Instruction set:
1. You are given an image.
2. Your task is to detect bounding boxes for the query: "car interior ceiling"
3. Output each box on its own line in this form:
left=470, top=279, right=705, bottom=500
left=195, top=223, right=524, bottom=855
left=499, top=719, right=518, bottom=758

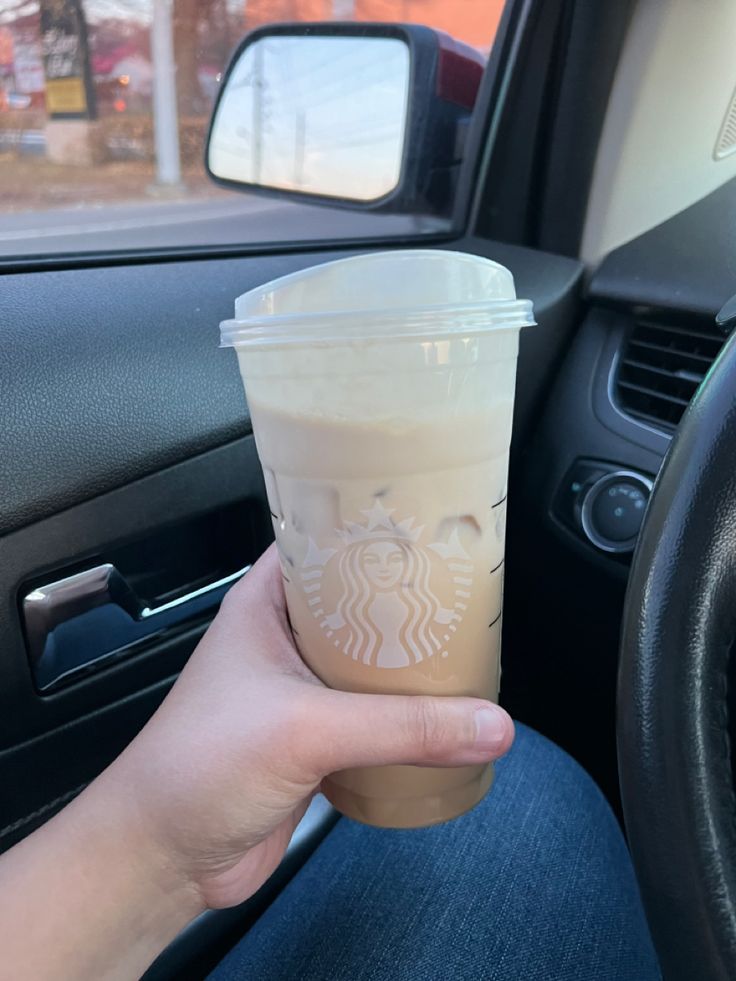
left=2, top=0, right=736, bottom=978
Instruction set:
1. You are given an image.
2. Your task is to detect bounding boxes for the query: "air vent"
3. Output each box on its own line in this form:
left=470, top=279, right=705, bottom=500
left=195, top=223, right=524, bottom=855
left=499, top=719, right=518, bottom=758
left=616, top=316, right=727, bottom=430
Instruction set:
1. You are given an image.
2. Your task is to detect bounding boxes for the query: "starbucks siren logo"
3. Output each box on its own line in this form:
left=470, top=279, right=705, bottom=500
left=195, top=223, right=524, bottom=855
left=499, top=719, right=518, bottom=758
left=300, top=499, right=474, bottom=669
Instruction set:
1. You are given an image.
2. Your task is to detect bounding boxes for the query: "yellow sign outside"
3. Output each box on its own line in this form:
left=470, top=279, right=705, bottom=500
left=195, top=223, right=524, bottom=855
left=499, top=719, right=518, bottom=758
left=45, top=75, right=87, bottom=114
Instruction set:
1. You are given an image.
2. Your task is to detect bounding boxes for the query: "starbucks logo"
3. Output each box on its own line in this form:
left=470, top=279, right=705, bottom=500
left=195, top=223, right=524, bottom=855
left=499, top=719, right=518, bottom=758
left=300, top=499, right=474, bottom=669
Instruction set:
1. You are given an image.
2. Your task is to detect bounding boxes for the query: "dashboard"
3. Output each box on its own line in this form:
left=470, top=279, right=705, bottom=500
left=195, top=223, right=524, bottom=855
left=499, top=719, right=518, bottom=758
left=533, top=176, right=736, bottom=578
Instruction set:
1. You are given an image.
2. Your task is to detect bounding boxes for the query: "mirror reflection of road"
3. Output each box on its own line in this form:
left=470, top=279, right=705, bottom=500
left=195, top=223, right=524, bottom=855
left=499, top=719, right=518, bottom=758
left=0, top=195, right=443, bottom=258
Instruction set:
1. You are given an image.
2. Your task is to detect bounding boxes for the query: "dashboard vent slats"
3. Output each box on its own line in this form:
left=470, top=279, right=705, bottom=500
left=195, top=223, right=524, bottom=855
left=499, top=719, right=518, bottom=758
left=616, top=316, right=727, bottom=430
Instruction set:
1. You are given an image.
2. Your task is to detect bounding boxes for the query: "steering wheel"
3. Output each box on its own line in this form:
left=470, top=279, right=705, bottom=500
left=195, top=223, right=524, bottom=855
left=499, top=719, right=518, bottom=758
left=618, top=328, right=736, bottom=981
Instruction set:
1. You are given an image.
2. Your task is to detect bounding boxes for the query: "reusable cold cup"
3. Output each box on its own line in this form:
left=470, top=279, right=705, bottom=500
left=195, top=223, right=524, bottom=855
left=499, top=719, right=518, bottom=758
left=220, top=250, right=534, bottom=828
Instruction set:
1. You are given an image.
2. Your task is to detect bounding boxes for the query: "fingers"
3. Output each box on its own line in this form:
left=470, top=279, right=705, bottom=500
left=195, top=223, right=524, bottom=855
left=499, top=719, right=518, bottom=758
left=226, top=543, right=285, bottom=615
left=215, top=544, right=289, bottom=642
left=211, top=546, right=514, bottom=777
left=298, top=689, right=514, bottom=776
left=204, top=545, right=321, bottom=684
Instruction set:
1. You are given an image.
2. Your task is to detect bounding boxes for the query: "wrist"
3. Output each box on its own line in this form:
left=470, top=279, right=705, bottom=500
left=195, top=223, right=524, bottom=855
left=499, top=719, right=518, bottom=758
left=0, top=754, right=206, bottom=981
left=88, top=753, right=208, bottom=925
left=56, top=753, right=209, bottom=971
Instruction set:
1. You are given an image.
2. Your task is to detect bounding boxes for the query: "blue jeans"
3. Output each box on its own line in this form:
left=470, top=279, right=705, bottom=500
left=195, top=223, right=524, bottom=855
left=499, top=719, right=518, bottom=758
left=210, top=725, right=660, bottom=980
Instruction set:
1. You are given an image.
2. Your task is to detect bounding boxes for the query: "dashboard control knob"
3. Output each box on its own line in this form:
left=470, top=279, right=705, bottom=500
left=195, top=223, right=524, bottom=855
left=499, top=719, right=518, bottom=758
left=581, top=471, right=653, bottom=554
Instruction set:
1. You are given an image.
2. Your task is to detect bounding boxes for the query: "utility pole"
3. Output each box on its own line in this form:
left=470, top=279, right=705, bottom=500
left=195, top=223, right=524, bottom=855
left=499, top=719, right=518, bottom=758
left=252, top=38, right=263, bottom=184
left=293, top=108, right=305, bottom=186
left=150, top=0, right=182, bottom=189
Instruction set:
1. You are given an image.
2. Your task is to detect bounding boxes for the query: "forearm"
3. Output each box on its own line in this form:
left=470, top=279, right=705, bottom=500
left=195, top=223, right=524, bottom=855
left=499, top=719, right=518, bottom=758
left=0, top=763, right=204, bottom=981
left=0, top=548, right=515, bottom=978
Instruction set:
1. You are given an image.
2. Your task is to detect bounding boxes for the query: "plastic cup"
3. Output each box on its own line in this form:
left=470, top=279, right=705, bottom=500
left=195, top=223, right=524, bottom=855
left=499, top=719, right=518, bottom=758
left=220, top=250, right=534, bottom=828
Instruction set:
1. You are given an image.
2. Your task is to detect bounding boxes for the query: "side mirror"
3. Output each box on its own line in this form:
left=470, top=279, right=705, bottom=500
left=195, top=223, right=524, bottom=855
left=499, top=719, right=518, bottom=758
left=205, top=23, right=485, bottom=216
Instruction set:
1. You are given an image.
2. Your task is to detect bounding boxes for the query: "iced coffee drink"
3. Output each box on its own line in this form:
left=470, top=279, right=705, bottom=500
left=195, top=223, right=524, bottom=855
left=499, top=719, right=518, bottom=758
left=220, top=250, right=533, bottom=827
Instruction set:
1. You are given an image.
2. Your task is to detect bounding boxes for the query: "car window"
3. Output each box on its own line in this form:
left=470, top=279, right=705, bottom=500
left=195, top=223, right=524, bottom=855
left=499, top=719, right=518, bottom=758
left=0, top=0, right=506, bottom=258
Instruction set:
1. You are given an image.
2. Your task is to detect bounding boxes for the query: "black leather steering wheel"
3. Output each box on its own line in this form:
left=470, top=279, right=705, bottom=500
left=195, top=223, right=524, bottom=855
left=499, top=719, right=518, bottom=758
left=618, top=329, right=736, bottom=981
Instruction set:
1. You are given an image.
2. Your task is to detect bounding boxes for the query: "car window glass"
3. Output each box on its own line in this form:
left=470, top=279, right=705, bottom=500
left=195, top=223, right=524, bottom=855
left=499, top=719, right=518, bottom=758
left=0, top=0, right=506, bottom=258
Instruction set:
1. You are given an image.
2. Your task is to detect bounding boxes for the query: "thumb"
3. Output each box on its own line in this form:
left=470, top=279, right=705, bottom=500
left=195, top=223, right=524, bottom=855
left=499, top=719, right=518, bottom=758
left=303, top=689, right=514, bottom=776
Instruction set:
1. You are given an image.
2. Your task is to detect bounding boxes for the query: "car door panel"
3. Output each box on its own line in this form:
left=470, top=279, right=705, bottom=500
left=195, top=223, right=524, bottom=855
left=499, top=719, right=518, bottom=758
left=0, top=236, right=582, bottom=856
left=2, top=237, right=582, bottom=537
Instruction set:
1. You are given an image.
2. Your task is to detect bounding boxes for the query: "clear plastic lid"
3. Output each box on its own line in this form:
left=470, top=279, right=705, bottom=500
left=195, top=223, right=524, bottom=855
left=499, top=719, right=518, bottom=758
left=220, top=249, right=534, bottom=348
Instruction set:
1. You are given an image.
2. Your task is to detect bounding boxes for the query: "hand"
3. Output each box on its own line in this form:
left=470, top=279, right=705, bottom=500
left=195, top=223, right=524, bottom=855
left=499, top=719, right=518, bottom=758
left=108, top=544, right=515, bottom=911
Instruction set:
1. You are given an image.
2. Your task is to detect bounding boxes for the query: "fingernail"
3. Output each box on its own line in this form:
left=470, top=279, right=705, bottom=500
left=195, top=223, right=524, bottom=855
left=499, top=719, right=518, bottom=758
left=474, top=705, right=507, bottom=752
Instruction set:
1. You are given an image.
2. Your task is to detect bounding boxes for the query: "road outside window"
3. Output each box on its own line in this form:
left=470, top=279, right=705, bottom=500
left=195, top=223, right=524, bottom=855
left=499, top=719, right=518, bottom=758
left=0, top=0, right=504, bottom=258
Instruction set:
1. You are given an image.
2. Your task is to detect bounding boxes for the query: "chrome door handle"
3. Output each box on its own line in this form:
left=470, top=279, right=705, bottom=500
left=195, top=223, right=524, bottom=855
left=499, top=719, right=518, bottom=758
left=23, top=563, right=249, bottom=692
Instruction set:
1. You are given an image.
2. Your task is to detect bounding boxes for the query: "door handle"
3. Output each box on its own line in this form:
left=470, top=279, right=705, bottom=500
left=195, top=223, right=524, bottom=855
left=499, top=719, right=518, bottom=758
left=23, top=563, right=249, bottom=692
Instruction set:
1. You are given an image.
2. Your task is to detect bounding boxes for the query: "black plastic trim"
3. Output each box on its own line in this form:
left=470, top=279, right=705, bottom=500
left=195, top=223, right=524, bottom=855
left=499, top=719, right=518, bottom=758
left=589, top=177, right=736, bottom=318
left=589, top=309, right=672, bottom=456
left=0, top=437, right=270, bottom=751
left=534, top=0, right=635, bottom=256
left=0, top=230, right=453, bottom=276
left=525, top=306, right=667, bottom=581
left=0, top=236, right=582, bottom=858
left=472, top=0, right=567, bottom=245
left=0, top=676, right=172, bottom=855
left=458, top=0, right=537, bottom=232
left=0, top=237, right=580, bottom=538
